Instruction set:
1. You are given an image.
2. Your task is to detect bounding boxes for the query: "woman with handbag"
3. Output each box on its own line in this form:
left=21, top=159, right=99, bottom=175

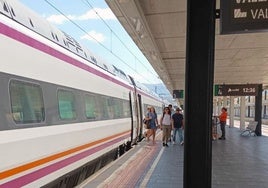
left=144, top=106, right=151, bottom=139
left=145, top=106, right=158, bottom=144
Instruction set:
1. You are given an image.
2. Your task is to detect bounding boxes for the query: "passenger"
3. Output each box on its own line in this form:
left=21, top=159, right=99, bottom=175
left=168, top=104, right=175, bottom=142
left=144, top=106, right=151, bottom=140
left=218, top=107, right=227, bottom=140
left=160, top=107, right=172, bottom=147
left=172, top=108, right=184, bottom=145
left=168, top=104, right=175, bottom=116
left=146, top=106, right=158, bottom=144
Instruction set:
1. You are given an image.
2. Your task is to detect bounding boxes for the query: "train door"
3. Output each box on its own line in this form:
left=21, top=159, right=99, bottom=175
left=132, top=94, right=144, bottom=143
left=129, top=90, right=138, bottom=144
left=137, top=94, right=143, bottom=141
left=128, top=76, right=144, bottom=143
left=129, top=91, right=134, bottom=142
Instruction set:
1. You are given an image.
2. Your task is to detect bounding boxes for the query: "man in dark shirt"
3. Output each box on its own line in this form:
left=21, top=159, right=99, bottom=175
left=171, top=108, right=184, bottom=145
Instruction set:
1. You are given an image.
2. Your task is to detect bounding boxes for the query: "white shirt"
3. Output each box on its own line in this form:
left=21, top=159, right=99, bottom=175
left=162, top=114, right=171, bottom=125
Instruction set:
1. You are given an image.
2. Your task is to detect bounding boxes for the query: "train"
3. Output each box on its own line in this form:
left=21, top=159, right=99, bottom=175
left=0, top=0, right=165, bottom=187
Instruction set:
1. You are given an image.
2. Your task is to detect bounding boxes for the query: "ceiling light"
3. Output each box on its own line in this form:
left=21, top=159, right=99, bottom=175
left=135, top=19, right=141, bottom=32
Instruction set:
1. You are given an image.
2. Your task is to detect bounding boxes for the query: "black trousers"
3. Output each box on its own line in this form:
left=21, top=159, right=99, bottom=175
left=220, top=121, right=226, bottom=138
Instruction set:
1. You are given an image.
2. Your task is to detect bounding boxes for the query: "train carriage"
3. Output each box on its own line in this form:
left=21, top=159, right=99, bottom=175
left=0, top=0, right=164, bottom=187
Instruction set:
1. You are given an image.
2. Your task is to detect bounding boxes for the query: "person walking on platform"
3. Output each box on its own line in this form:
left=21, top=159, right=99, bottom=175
left=218, top=107, right=227, bottom=140
left=172, top=108, right=184, bottom=145
left=160, top=107, right=172, bottom=147
left=168, top=104, right=175, bottom=142
left=144, top=106, right=151, bottom=140
left=146, top=106, right=158, bottom=144
left=168, top=104, right=175, bottom=116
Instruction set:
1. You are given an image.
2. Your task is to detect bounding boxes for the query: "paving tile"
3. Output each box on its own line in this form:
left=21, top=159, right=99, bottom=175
left=80, top=121, right=268, bottom=188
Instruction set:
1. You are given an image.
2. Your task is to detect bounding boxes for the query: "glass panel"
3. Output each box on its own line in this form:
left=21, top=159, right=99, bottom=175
left=10, top=80, right=45, bottom=124
left=123, top=100, right=131, bottom=118
left=58, top=89, right=76, bottom=120
left=97, top=96, right=109, bottom=119
left=85, top=94, right=96, bottom=120
left=112, top=98, right=122, bottom=118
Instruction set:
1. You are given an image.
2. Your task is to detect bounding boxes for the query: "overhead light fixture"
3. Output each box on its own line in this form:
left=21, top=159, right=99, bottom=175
left=118, top=0, right=130, bottom=3
left=135, top=19, right=141, bottom=32
left=151, top=54, right=157, bottom=60
left=150, top=51, right=157, bottom=60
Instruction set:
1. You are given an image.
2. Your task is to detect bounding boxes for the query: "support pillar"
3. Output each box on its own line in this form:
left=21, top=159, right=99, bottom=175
left=184, top=0, right=216, bottom=187
left=255, top=84, right=262, bottom=136
left=218, top=98, right=222, bottom=115
left=223, top=96, right=227, bottom=107
left=240, top=96, right=246, bottom=130
left=229, top=96, right=234, bottom=127
left=213, top=98, right=217, bottom=115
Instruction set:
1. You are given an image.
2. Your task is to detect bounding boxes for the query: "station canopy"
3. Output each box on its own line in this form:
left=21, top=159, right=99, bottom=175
left=105, top=0, right=268, bottom=95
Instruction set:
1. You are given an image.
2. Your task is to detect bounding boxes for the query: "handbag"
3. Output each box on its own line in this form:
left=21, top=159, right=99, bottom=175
left=143, top=118, right=151, bottom=129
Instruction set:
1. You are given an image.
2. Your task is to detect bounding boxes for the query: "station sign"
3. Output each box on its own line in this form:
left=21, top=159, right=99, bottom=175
left=173, top=90, right=184, bottom=99
left=220, top=0, right=268, bottom=34
left=214, top=84, right=259, bottom=96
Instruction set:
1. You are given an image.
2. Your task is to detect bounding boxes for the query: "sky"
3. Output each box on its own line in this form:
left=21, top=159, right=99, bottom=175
left=19, top=0, right=162, bottom=85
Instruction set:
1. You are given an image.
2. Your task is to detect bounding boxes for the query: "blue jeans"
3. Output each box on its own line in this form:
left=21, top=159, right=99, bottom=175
left=173, top=128, right=183, bottom=143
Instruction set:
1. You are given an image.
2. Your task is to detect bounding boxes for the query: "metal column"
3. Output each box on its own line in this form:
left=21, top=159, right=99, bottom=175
left=184, top=0, right=216, bottom=188
left=255, top=84, right=262, bottom=136
left=229, top=96, right=235, bottom=128
left=240, top=96, right=246, bottom=130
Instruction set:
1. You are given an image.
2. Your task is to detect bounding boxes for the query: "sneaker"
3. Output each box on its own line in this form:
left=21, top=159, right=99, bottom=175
left=180, top=141, right=184, bottom=146
left=172, top=141, right=175, bottom=145
left=219, top=137, right=226, bottom=140
left=165, top=143, right=169, bottom=147
left=163, top=143, right=165, bottom=147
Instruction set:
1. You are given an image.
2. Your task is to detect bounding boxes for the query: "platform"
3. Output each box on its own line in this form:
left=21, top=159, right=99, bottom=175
left=78, top=120, right=268, bottom=188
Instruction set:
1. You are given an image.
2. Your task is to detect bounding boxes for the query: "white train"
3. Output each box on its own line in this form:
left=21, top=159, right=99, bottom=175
left=0, top=0, right=164, bottom=187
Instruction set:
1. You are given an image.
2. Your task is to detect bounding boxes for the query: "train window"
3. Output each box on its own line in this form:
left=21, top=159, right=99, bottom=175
left=85, top=94, right=97, bottom=120
left=57, top=89, right=76, bottom=120
left=97, top=96, right=109, bottom=119
left=122, top=100, right=131, bottom=118
left=110, top=98, right=122, bottom=118
left=106, top=98, right=116, bottom=118
left=9, top=80, right=45, bottom=124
